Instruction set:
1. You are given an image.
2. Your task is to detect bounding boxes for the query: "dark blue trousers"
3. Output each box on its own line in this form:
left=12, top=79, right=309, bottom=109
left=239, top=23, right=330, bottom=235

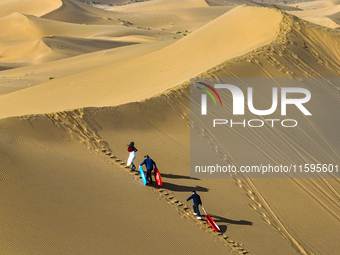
left=146, top=169, right=153, bottom=184
left=193, top=204, right=201, bottom=216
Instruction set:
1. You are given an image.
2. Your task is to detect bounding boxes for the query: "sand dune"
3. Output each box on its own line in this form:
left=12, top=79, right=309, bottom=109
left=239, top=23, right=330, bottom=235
left=0, top=12, right=169, bottom=69
left=43, top=0, right=229, bottom=32
left=90, top=0, right=232, bottom=32
left=288, top=0, right=340, bottom=28
left=42, top=0, right=123, bottom=25
left=0, top=1, right=231, bottom=70
left=0, top=40, right=172, bottom=94
left=0, top=36, right=138, bottom=67
left=1, top=5, right=340, bottom=118
left=0, top=12, right=165, bottom=41
left=108, top=0, right=209, bottom=12
left=0, top=6, right=283, bottom=118
left=205, top=0, right=300, bottom=11
left=0, top=114, right=229, bottom=255
left=0, top=0, right=62, bottom=18
left=0, top=1, right=339, bottom=255
left=81, top=88, right=339, bottom=255
left=2, top=78, right=337, bottom=254
left=206, top=0, right=259, bottom=6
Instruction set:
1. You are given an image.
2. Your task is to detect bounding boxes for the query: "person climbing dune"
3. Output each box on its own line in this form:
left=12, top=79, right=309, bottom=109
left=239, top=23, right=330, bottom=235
left=127, top=142, right=138, bottom=171
left=140, top=155, right=157, bottom=185
left=187, top=191, right=202, bottom=220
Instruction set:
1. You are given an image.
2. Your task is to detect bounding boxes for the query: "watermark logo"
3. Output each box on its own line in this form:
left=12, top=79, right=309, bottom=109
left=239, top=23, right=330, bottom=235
left=198, top=83, right=311, bottom=116
left=193, top=79, right=312, bottom=128
left=196, top=82, right=222, bottom=115
left=190, top=78, right=339, bottom=179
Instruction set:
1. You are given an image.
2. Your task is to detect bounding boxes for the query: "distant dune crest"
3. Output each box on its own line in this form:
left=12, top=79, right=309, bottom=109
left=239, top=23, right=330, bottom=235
left=1, top=4, right=340, bottom=117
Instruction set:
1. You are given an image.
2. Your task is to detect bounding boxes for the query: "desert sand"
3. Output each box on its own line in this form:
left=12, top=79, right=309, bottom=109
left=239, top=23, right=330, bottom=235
left=1, top=0, right=339, bottom=255
left=287, top=0, right=340, bottom=28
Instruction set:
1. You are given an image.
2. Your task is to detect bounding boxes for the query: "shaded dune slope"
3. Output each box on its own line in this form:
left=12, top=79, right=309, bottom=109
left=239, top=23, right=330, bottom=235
left=43, top=0, right=231, bottom=32
left=42, top=0, right=117, bottom=24
left=0, top=12, right=164, bottom=40
left=0, top=12, right=167, bottom=68
left=205, top=0, right=300, bottom=11
left=3, top=78, right=337, bottom=255
left=0, top=113, right=230, bottom=255
left=0, top=36, right=138, bottom=66
left=0, top=40, right=173, bottom=94
left=109, top=0, right=209, bottom=12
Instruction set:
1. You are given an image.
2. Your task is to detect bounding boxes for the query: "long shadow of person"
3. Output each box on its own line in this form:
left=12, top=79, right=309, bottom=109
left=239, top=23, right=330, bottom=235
left=208, top=214, right=253, bottom=233
left=161, top=173, right=200, bottom=180
left=162, top=182, right=208, bottom=192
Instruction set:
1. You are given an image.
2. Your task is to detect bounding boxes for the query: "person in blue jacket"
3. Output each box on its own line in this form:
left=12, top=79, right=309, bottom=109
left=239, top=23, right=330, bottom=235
left=140, top=155, right=156, bottom=184
left=187, top=191, right=202, bottom=219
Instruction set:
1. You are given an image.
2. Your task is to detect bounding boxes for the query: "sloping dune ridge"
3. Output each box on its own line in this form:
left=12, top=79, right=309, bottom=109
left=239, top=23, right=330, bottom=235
left=109, top=0, right=209, bottom=12
left=0, top=6, right=284, bottom=117
left=288, top=0, right=340, bottom=28
left=0, top=0, right=62, bottom=18
left=0, top=12, right=166, bottom=68
left=0, top=0, right=339, bottom=255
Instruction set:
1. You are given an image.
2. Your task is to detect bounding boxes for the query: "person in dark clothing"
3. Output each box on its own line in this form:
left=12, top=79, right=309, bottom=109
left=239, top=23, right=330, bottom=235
left=187, top=191, right=202, bottom=219
left=140, top=155, right=156, bottom=184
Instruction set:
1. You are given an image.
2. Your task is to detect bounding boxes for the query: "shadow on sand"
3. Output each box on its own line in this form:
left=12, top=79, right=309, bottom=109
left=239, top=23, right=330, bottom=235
left=162, top=182, right=209, bottom=192
left=207, top=214, right=253, bottom=233
left=161, top=173, right=200, bottom=180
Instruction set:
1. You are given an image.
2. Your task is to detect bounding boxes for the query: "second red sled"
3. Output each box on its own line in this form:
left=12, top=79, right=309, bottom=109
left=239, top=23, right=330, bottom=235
left=153, top=167, right=162, bottom=187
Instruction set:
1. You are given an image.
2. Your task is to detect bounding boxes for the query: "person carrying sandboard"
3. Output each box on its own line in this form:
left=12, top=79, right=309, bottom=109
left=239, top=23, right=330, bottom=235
left=140, top=155, right=157, bottom=185
left=187, top=191, right=202, bottom=220
left=201, top=206, right=220, bottom=232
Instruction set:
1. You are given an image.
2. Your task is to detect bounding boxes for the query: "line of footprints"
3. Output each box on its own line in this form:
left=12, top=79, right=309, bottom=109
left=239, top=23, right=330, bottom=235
left=100, top=148, right=251, bottom=255
left=46, top=111, right=251, bottom=254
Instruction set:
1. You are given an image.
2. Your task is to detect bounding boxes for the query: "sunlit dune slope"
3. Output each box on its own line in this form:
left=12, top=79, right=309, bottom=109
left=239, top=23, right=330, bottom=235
left=288, top=0, right=340, bottom=28
left=0, top=6, right=284, bottom=118
left=0, top=0, right=62, bottom=18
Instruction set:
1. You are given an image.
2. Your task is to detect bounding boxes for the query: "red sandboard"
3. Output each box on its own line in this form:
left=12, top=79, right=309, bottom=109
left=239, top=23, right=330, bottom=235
left=202, top=207, right=220, bottom=232
left=205, top=215, right=220, bottom=232
left=153, top=167, right=162, bottom=187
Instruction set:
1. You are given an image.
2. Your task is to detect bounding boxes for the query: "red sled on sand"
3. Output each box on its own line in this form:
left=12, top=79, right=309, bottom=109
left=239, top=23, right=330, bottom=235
left=153, top=167, right=162, bottom=187
left=202, top=207, right=220, bottom=232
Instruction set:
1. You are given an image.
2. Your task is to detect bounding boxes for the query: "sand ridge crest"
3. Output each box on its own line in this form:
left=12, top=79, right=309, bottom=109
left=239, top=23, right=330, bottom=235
left=0, top=12, right=164, bottom=41
left=1, top=5, right=340, bottom=119
left=0, top=0, right=62, bottom=18
left=0, top=10, right=169, bottom=68
left=0, top=5, right=286, bottom=119
left=108, top=0, right=209, bottom=12
left=287, top=0, right=340, bottom=28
